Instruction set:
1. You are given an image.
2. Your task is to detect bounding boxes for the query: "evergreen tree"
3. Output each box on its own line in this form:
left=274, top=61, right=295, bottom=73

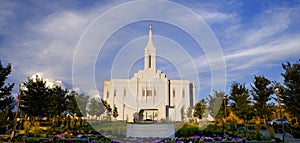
left=229, top=82, right=253, bottom=123
left=0, top=61, right=14, bottom=125
left=193, top=99, right=206, bottom=119
left=207, top=90, right=224, bottom=118
left=20, top=75, right=49, bottom=118
left=46, top=86, right=68, bottom=118
left=251, top=75, right=274, bottom=124
left=281, top=59, right=300, bottom=119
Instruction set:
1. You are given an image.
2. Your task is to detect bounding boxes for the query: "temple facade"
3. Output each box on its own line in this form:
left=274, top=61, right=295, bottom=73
left=103, top=25, right=196, bottom=122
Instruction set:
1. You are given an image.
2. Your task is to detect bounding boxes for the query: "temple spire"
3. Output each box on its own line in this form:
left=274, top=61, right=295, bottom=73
left=144, top=24, right=156, bottom=71
left=147, top=24, right=153, bottom=46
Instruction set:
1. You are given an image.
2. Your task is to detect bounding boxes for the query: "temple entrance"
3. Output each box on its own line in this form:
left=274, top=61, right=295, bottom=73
left=139, top=109, right=159, bottom=122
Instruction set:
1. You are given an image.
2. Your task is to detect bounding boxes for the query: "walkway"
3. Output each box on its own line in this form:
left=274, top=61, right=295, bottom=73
left=261, top=128, right=300, bottom=143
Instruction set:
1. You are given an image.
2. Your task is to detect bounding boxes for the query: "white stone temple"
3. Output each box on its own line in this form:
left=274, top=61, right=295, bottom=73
left=103, top=25, right=196, bottom=122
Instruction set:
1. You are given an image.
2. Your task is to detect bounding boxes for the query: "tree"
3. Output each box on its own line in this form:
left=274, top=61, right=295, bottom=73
left=112, top=105, right=119, bottom=119
left=87, top=98, right=105, bottom=119
left=220, top=94, right=229, bottom=120
left=229, top=82, right=253, bottom=123
left=180, top=105, right=185, bottom=121
left=102, top=99, right=112, bottom=121
left=251, top=75, right=274, bottom=124
left=75, top=93, right=89, bottom=117
left=193, top=99, right=206, bottom=119
left=20, top=75, right=49, bottom=118
left=46, top=86, right=68, bottom=118
left=0, top=61, right=14, bottom=125
left=65, top=91, right=87, bottom=117
left=281, top=59, right=300, bottom=119
left=207, top=90, right=224, bottom=119
left=186, top=106, right=193, bottom=119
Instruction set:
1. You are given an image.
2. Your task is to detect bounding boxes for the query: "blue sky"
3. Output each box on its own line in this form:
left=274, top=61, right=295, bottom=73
left=1, top=0, right=300, bottom=103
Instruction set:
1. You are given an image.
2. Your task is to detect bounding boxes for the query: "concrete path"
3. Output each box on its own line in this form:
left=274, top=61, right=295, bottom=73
left=261, top=129, right=300, bottom=143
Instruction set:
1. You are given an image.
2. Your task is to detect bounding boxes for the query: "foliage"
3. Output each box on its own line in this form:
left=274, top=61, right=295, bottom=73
left=23, top=120, right=31, bottom=136
left=267, top=126, right=275, bottom=139
left=102, top=99, right=112, bottom=113
left=112, top=105, right=119, bottom=119
left=21, top=76, right=69, bottom=118
left=0, top=61, right=14, bottom=125
left=87, top=98, right=105, bottom=118
left=227, top=112, right=243, bottom=125
left=251, top=75, right=274, bottom=124
left=32, top=121, right=41, bottom=137
left=207, top=90, right=224, bottom=119
left=292, top=127, right=300, bottom=138
left=229, top=82, right=253, bottom=123
left=46, top=86, right=68, bottom=118
left=180, top=105, right=185, bottom=121
left=186, top=106, right=193, bottom=119
left=20, top=75, right=50, bottom=117
left=193, top=99, right=206, bottom=119
left=75, top=93, right=89, bottom=117
left=102, top=99, right=112, bottom=120
left=65, top=90, right=87, bottom=117
left=281, top=59, right=300, bottom=119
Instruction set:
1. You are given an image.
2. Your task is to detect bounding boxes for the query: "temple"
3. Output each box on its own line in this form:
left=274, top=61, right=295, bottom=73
left=103, top=25, right=196, bottom=122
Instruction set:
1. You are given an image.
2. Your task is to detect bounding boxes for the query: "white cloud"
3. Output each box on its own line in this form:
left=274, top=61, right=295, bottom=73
left=243, top=8, right=291, bottom=47
left=1, top=0, right=299, bottom=99
left=30, top=72, right=64, bottom=88
left=226, top=35, right=300, bottom=71
left=209, top=5, right=300, bottom=85
left=0, top=0, right=15, bottom=31
left=198, top=11, right=237, bottom=24
left=1, top=6, right=97, bottom=86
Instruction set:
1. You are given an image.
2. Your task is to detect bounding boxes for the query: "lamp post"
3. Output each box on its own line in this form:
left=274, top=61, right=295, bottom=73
left=224, top=95, right=227, bottom=120
left=223, top=95, right=227, bottom=133
left=11, top=82, right=24, bottom=140
left=275, top=87, right=285, bottom=143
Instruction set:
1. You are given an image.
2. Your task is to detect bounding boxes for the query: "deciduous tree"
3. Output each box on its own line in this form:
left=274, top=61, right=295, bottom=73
left=75, top=93, right=89, bottom=117
left=102, top=99, right=112, bottom=121
left=65, top=91, right=86, bottom=117
left=87, top=98, right=105, bottom=119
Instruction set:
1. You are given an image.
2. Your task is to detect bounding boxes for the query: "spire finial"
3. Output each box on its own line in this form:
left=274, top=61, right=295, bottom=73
left=147, top=24, right=153, bottom=45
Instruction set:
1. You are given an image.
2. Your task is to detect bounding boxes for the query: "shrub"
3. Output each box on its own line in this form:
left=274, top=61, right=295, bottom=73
left=267, top=126, right=275, bottom=139
left=206, top=124, right=217, bottom=130
left=293, top=129, right=300, bottom=138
